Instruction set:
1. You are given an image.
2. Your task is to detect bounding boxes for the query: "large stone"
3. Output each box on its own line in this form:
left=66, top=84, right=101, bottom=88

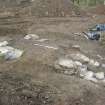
left=89, top=59, right=100, bottom=67
left=54, top=58, right=78, bottom=75
left=0, top=41, right=8, bottom=47
left=74, top=61, right=82, bottom=66
left=58, top=59, right=76, bottom=69
left=79, top=65, right=88, bottom=77
left=84, top=71, right=98, bottom=82
left=0, top=46, right=23, bottom=60
left=69, top=53, right=90, bottom=63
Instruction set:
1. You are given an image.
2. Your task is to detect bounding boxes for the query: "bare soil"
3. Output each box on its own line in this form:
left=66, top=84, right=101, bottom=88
left=0, top=15, right=104, bottom=105
left=88, top=4, right=105, bottom=15
left=0, top=1, right=105, bottom=105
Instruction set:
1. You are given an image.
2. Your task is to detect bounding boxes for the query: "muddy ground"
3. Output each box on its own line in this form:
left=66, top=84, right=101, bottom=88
left=0, top=14, right=105, bottom=105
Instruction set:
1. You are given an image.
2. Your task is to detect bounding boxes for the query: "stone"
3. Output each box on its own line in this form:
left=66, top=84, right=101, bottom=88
left=95, top=72, right=105, bottom=80
left=58, top=59, right=76, bottom=69
left=72, top=45, right=80, bottom=49
left=24, top=34, right=39, bottom=40
left=85, top=76, right=98, bottom=83
left=37, top=38, right=48, bottom=42
left=74, top=61, right=82, bottom=66
left=84, top=71, right=98, bottom=82
left=97, top=54, right=103, bottom=60
left=64, top=70, right=75, bottom=75
left=79, top=65, right=88, bottom=77
left=54, top=59, right=77, bottom=75
left=34, top=44, right=58, bottom=50
left=0, top=46, right=23, bottom=60
left=70, top=53, right=90, bottom=63
left=73, top=33, right=82, bottom=36
left=0, top=41, right=8, bottom=47
left=89, top=59, right=100, bottom=67
left=79, top=66, right=98, bottom=82
left=84, top=71, right=94, bottom=79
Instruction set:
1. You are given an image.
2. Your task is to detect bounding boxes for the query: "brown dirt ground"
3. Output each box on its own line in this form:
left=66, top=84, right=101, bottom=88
left=87, top=4, right=105, bottom=15
left=0, top=15, right=105, bottom=105
left=0, top=1, right=105, bottom=105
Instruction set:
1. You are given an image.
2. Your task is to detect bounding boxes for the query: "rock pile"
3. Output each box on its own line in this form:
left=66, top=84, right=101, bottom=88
left=55, top=52, right=105, bottom=83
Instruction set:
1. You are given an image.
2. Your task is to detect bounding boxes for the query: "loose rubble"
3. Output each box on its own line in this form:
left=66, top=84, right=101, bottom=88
left=74, top=61, right=82, bottom=66
left=97, top=54, right=104, bottom=60
left=37, top=39, right=49, bottom=42
left=89, top=59, right=100, bottom=67
left=55, top=51, right=105, bottom=83
left=73, top=33, right=82, bottom=36
left=79, top=65, right=87, bottom=77
left=95, top=72, right=105, bottom=80
left=68, top=53, right=90, bottom=63
left=58, top=59, right=76, bottom=69
left=84, top=71, right=96, bottom=81
left=72, top=45, right=80, bottom=49
left=0, top=41, right=8, bottom=47
left=54, top=58, right=77, bottom=75
left=34, top=44, right=58, bottom=50
left=0, top=41, right=23, bottom=60
left=24, top=34, right=39, bottom=40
